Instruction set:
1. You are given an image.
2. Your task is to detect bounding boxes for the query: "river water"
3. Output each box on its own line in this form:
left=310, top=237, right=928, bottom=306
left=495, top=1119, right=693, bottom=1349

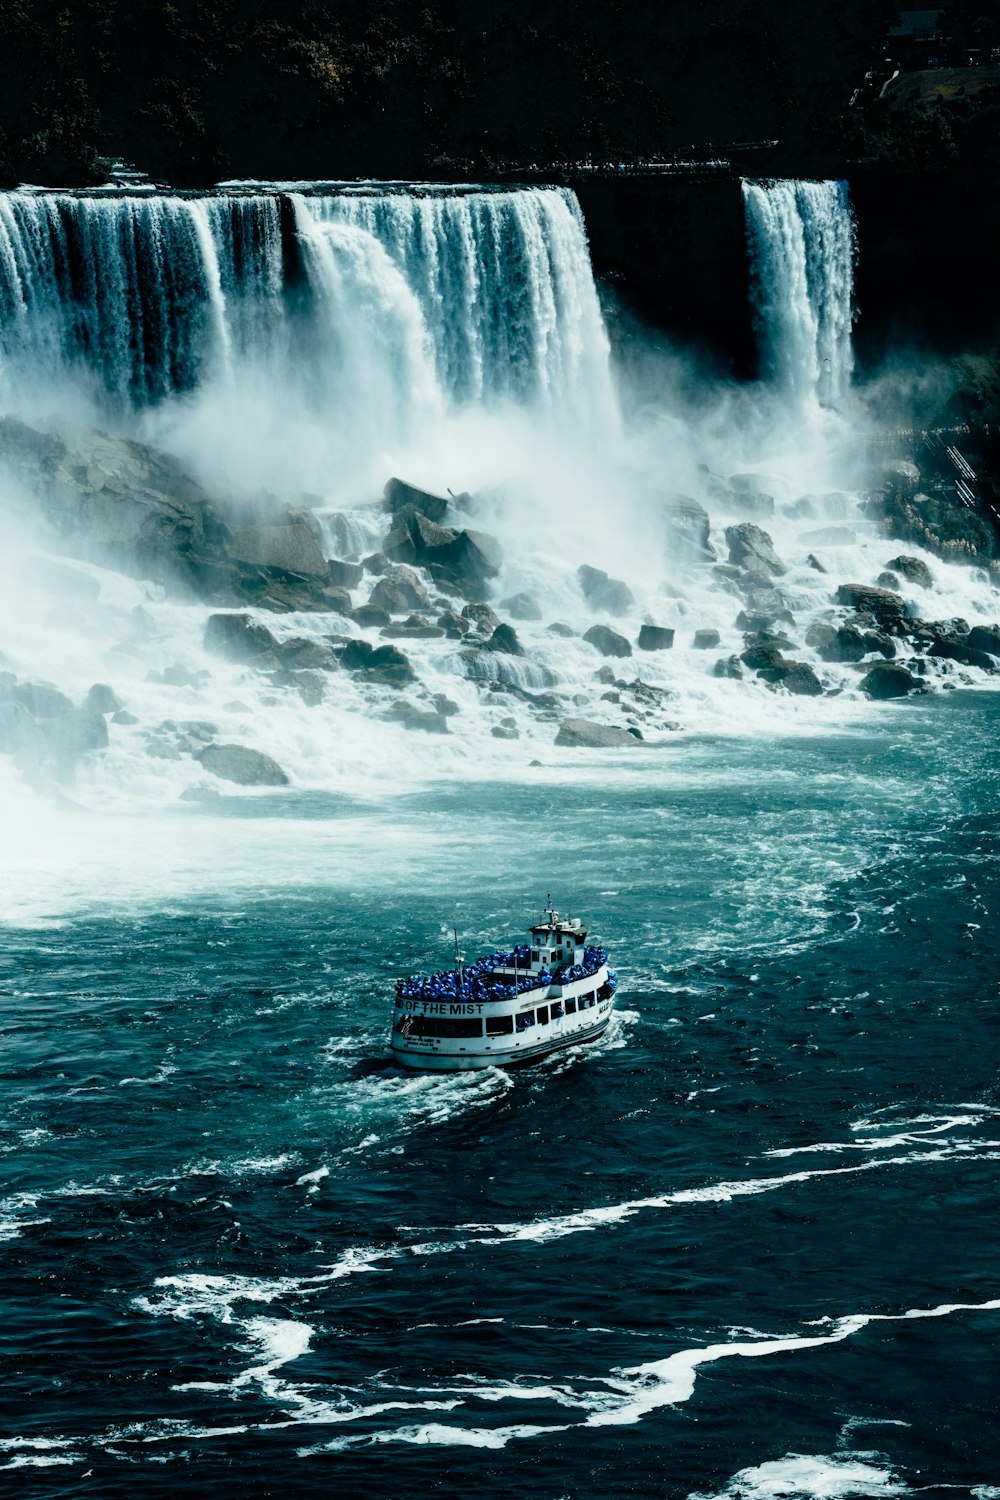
left=2, top=687, right=999, bottom=1497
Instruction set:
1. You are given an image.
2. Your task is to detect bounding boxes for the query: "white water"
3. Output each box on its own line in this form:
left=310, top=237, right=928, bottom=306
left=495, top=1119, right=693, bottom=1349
left=743, top=180, right=855, bottom=408
left=0, top=179, right=995, bottom=821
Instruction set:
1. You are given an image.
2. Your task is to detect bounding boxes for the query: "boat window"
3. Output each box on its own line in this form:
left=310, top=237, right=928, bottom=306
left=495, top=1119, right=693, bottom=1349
left=565, top=998, right=577, bottom=1014
left=579, top=993, right=593, bottom=1009
left=536, top=1005, right=549, bottom=1025
left=515, top=1011, right=535, bottom=1032
left=550, top=1002, right=564, bottom=1019
left=486, top=1014, right=514, bottom=1035
left=407, top=1016, right=483, bottom=1038
left=531, top=950, right=539, bottom=962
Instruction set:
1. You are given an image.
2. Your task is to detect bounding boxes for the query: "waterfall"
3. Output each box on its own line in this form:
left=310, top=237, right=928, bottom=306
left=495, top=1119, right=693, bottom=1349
left=742, top=179, right=855, bottom=406
left=0, top=185, right=615, bottom=435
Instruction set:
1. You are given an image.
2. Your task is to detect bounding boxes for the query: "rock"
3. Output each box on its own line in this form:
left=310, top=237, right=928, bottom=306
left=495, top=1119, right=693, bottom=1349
left=147, top=664, right=209, bottom=687
left=807, top=553, right=827, bottom=573
left=363, top=553, right=390, bottom=575
left=860, top=663, right=919, bottom=699
left=662, top=495, right=715, bottom=563
left=863, top=630, right=896, bottom=659
left=349, top=643, right=415, bottom=688
left=805, top=622, right=837, bottom=653
left=228, top=520, right=327, bottom=578
left=875, top=485, right=994, bottom=563
left=781, top=662, right=824, bottom=696
left=194, top=742, right=289, bottom=786
left=112, top=709, right=139, bottom=725
left=692, top=629, right=720, bottom=649
left=0, top=701, right=43, bottom=756
left=499, top=592, right=542, bottom=621
left=484, top=623, right=523, bottom=656
left=275, top=637, right=337, bottom=670
left=737, top=607, right=796, bottom=631
left=817, top=624, right=867, bottom=664
left=437, top=610, right=470, bottom=638
left=584, top=624, right=633, bottom=658
left=725, top=523, right=786, bottom=577
left=86, top=683, right=123, bottom=715
left=714, top=655, right=744, bottom=679
left=205, top=612, right=279, bottom=665
left=967, top=625, right=1000, bottom=657
left=577, top=565, right=635, bottom=616
left=383, top=505, right=455, bottom=568
left=928, top=636, right=998, bottom=672
left=432, top=694, right=460, bottom=717
left=491, top=719, right=520, bottom=740
left=877, top=571, right=901, bottom=590
left=368, top=567, right=432, bottom=615
left=546, top=621, right=576, bottom=637
left=594, top=665, right=618, bottom=684
left=637, top=624, right=675, bottom=651
left=462, top=603, right=500, bottom=636
left=381, top=623, right=445, bottom=640
left=383, top=477, right=450, bottom=524
left=350, top=604, right=391, bottom=629
left=11, top=681, right=75, bottom=718
left=327, top=558, right=364, bottom=590
left=555, top=719, right=641, bottom=748
left=835, top=584, right=906, bottom=629
left=430, top=529, right=503, bottom=591
left=740, top=643, right=788, bottom=673
left=384, top=702, right=450, bottom=734
left=887, top=555, right=933, bottom=588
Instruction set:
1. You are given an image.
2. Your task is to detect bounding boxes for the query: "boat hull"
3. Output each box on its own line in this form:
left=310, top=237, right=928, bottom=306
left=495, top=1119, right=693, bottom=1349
left=390, top=1012, right=613, bottom=1072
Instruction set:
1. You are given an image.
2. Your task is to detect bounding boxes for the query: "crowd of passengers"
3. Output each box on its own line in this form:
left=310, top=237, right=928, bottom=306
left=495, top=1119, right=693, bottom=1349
left=395, top=944, right=608, bottom=1004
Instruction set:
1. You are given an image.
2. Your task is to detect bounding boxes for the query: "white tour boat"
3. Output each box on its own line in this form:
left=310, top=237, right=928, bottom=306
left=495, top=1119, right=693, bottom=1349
left=391, top=908, right=618, bottom=1071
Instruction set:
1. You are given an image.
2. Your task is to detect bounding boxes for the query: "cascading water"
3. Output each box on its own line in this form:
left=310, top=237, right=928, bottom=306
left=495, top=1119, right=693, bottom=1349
left=0, top=185, right=616, bottom=437
left=742, top=179, right=855, bottom=406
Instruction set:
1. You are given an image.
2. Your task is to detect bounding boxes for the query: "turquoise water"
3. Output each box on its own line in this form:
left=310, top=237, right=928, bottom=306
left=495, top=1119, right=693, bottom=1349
left=2, top=691, right=999, bottom=1497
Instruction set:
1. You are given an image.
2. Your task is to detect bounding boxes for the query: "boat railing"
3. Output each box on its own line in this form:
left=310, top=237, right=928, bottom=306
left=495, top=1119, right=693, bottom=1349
left=395, top=945, right=609, bottom=1005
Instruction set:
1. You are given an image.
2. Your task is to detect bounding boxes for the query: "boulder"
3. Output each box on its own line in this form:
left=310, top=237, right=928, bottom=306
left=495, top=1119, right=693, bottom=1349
left=86, top=683, right=123, bottom=715
left=637, top=624, right=675, bottom=651
left=327, top=558, right=364, bottom=590
left=805, top=622, right=837, bottom=653
left=692, top=629, right=720, bottom=649
left=427, top=529, right=503, bottom=592
left=781, top=662, right=824, bottom=696
left=350, top=604, right=391, bottom=629
left=577, top=565, right=635, bottom=616
left=584, top=624, right=633, bottom=659
left=384, top=505, right=455, bottom=568
left=887, top=555, right=933, bottom=588
left=714, top=655, right=744, bottom=679
left=384, top=702, right=450, bottom=734
left=500, top=592, right=542, bottom=621
left=11, top=681, right=75, bottom=719
left=194, top=742, right=290, bottom=786
left=0, top=701, right=44, bottom=757
left=863, top=630, right=897, bottom=660
left=363, top=553, right=390, bottom=575
left=491, top=718, right=520, bottom=740
left=835, top=584, right=906, bottom=629
left=817, top=624, right=866, bottom=664
left=807, top=553, right=827, bottom=573
left=340, top=639, right=375, bottom=671
left=662, top=495, right=715, bottom=563
left=484, top=623, right=523, bottom=656
left=877, top=572, right=901, bottom=590
left=860, top=663, right=919, bottom=700
left=725, top=523, right=786, bottom=577
left=275, top=637, right=337, bottom=670
left=228, top=520, right=327, bottom=578
left=967, top=625, right=1000, bottom=657
left=383, top=477, right=450, bottom=525
left=547, top=622, right=576, bottom=638
left=355, top=644, right=415, bottom=688
left=205, top=613, right=279, bottom=665
left=555, top=719, right=641, bottom=748
left=368, top=567, right=432, bottom=615
left=462, top=603, right=500, bottom=636
left=928, top=636, right=998, bottom=672
left=740, top=643, right=788, bottom=674
left=437, top=610, right=470, bottom=638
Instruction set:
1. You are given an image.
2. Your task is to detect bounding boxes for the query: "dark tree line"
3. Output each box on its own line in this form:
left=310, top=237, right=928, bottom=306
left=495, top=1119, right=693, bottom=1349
left=0, top=0, right=901, bottom=186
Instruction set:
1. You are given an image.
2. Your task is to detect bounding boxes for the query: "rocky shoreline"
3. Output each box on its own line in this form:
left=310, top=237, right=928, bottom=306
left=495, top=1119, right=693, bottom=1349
left=1, top=416, right=999, bottom=795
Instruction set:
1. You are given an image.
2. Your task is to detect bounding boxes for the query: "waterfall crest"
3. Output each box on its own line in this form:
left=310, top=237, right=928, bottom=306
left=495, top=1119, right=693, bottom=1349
left=0, top=186, right=615, bottom=434
left=742, top=179, right=855, bottom=406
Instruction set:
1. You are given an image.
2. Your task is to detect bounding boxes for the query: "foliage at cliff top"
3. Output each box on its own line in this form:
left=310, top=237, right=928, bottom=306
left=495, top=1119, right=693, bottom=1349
left=0, top=0, right=897, bottom=186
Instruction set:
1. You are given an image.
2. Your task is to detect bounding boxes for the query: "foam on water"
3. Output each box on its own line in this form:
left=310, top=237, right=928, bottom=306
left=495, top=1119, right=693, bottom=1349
left=686, top=1451, right=908, bottom=1500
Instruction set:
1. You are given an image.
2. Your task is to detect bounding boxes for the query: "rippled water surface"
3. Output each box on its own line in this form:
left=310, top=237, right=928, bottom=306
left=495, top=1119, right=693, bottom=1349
left=3, top=691, right=1000, bottom=1498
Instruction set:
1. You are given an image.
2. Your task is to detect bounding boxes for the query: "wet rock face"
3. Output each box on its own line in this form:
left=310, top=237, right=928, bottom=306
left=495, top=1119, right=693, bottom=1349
left=861, top=663, right=920, bottom=699
left=341, top=642, right=416, bottom=688
left=725, top=523, right=786, bottom=578
left=835, top=584, right=906, bottom=629
left=692, top=629, right=721, bottom=649
left=578, top=565, right=635, bottom=616
left=583, top=624, right=633, bottom=658
left=876, top=484, right=995, bottom=563
left=662, top=495, right=716, bottom=563
left=780, top=662, right=824, bottom=696
left=204, top=613, right=279, bottom=665
left=228, top=521, right=327, bottom=578
left=714, top=655, right=744, bottom=679
left=461, top=604, right=500, bottom=636
left=368, top=567, right=432, bottom=615
left=928, top=636, right=999, bottom=672
left=966, top=625, right=1000, bottom=657
left=637, top=624, right=675, bottom=651
left=555, top=718, right=641, bottom=748
left=483, top=623, right=523, bottom=657
left=194, top=742, right=289, bottom=786
left=327, top=558, right=363, bottom=590
left=383, top=477, right=450, bottom=525
left=887, top=554, right=933, bottom=588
